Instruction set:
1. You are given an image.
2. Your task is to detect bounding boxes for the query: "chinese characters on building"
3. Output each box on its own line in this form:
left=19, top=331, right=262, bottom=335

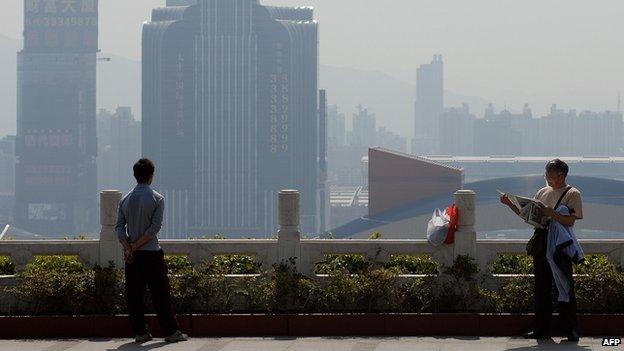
left=24, top=129, right=74, bottom=149
left=26, top=0, right=96, bottom=14
left=24, top=0, right=97, bottom=50
left=270, top=43, right=289, bottom=154
left=24, top=164, right=73, bottom=186
left=175, top=53, right=185, bottom=137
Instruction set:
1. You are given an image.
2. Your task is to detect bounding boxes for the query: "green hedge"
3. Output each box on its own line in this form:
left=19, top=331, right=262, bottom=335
left=6, top=255, right=123, bottom=315
left=3, top=253, right=623, bottom=315
left=0, top=257, right=15, bottom=276
left=492, top=253, right=613, bottom=275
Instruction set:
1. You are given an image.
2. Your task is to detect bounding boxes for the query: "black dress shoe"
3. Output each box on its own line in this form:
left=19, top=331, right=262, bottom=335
left=523, top=330, right=549, bottom=339
left=566, top=330, right=579, bottom=342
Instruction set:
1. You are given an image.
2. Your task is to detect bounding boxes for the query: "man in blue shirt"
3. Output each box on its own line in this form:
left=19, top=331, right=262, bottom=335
left=115, top=158, right=187, bottom=343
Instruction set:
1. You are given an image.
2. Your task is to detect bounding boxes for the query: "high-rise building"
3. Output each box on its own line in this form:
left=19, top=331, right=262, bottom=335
left=318, top=90, right=329, bottom=232
left=575, top=110, right=623, bottom=156
left=351, top=105, right=376, bottom=151
left=15, top=0, right=98, bottom=236
left=413, top=54, right=443, bottom=155
left=439, top=104, right=475, bottom=156
left=327, top=105, right=346, bottom=148
left=376, top=127, right=407, bottom=153
left=97, top=107, right=141, bottom=193
left=143, top=0, right=322, bottom=237
left=0, top=136, right=16, bottom=196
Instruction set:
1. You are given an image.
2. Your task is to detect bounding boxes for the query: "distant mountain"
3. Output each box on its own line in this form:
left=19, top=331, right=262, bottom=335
left=0, top=36, right=490, bottom=139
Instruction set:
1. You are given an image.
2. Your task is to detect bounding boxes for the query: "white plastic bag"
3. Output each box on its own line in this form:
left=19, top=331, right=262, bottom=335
left=426, top=208, right=450, bottom=246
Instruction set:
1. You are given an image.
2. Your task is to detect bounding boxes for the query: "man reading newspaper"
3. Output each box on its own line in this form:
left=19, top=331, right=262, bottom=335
left=500, top=159, right=583, bottom=342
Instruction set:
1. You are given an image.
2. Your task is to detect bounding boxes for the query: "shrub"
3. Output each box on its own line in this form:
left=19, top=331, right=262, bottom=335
left=0, top=256, right=15, bottom=275
left=4, top=252, right=624, bottom=315
left=396, top=276, right=436, bottom=313
left=574, top=254, right=612, bottom=274
left=197, top=269, right=233, bottom=313
left=492, top=254, right=533, bottom=274
left=433, top=255, right=498, bottom=312
left=164, top=255, right=193, bottom=275
left=497, top=276, right=534, bottom=313
left=369, top=232, right=382, bottom=240
left=314, top=254, right=370, bottom=274
left=355, top=267, right=400, bottom=312
left=212, top=255, right=262, bottom=274
left=168, top=263, right=201, bottom=313
left=237, top=274, right=273, bottom=313
left=169, top=260, right=235, bottom=313
left=85, top=262, right=125, bottom=315
left=386, top=255, right=437, bottom=275
left=9, top=256, right=93, bottom=315
left=316, top=268, right=359, bottom=312
left=575, top=255, right=624, bottom=313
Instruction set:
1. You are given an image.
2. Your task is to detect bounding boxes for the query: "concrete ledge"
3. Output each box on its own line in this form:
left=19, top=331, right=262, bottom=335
left=0, top=314, right=621, bottom=338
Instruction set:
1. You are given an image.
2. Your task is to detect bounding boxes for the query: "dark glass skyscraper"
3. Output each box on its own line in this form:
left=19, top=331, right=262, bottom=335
left=143, top=0, right=323, bottom=237
left=15, top=0, right=98, bottom=236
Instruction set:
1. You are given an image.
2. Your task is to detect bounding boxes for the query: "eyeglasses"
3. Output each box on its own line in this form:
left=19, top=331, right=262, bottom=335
left=544, top=172, right=563, bottom=180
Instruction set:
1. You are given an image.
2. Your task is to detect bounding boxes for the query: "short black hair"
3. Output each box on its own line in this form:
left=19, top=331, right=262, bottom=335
left=133, top=158, right=155, bottom=183
left=545, top=158, right=568, bottom=177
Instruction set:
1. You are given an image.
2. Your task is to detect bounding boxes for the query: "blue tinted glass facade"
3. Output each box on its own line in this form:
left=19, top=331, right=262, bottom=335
left=143, top=0, right=323, bottom=237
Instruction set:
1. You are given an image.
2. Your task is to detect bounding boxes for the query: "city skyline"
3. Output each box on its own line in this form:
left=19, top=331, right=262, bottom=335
left=1, top=0, right=624, bottom=238
left=1, top=1, right=624, bottom=139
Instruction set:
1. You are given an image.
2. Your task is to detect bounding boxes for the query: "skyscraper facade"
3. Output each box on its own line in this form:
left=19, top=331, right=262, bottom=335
left=350, top=105, right=376, bottom=151
left=0, top=136, right=16, bottom=196
left=413, top=54, right=443, bottom=155
left=15, top=0, right=98, bottom=236
left=318, top=90, right=329, bottom=232
left=327, top=105, right=346, bottom=148
left=143, top=0, right=323, bottom=237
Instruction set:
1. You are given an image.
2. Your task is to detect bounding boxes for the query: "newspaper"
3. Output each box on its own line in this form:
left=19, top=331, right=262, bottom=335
left=498, top=190, right=545, bottom=228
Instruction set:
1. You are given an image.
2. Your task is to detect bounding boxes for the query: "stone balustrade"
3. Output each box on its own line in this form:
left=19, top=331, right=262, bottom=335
left=0, top=189, right=622, bottom=278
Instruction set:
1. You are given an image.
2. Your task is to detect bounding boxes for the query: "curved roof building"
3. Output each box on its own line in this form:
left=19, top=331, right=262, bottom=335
left=331, top=175, right=624, bottom=239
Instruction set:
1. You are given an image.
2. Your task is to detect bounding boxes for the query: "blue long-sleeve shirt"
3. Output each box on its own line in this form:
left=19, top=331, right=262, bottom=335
left=114, top=184, right=164, bottom=251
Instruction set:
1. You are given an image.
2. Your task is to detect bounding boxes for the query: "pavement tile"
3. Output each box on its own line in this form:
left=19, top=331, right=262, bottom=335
left=0, top=337, right=608, bottom=351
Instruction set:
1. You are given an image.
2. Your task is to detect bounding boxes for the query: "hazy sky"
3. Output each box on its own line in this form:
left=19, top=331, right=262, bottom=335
left=2, top=0, right=623, bottom=116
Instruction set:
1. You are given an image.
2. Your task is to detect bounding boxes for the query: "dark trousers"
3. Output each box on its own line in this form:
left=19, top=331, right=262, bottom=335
left=533, top=252, right=577, bottom=335
left=125, top=249, right=179, bottom=336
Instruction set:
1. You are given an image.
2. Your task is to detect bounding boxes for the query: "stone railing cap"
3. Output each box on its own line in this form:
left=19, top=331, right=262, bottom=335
left=101, top=190, right=123, bottom=195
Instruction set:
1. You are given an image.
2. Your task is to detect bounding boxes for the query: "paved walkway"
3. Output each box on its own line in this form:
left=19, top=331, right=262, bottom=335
left=0, top=337, right=608, bottom=351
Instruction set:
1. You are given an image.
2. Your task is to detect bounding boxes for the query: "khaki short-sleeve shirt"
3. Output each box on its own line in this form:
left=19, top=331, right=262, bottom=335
left=534, top=186, right=583, bottom=221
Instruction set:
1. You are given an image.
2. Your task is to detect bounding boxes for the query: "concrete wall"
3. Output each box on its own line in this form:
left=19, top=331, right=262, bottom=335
left=368, top=148, right=462, bottom=217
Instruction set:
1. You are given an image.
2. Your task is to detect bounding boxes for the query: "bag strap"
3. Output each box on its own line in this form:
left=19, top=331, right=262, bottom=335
left=554, top=186, right=572, bottom=211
